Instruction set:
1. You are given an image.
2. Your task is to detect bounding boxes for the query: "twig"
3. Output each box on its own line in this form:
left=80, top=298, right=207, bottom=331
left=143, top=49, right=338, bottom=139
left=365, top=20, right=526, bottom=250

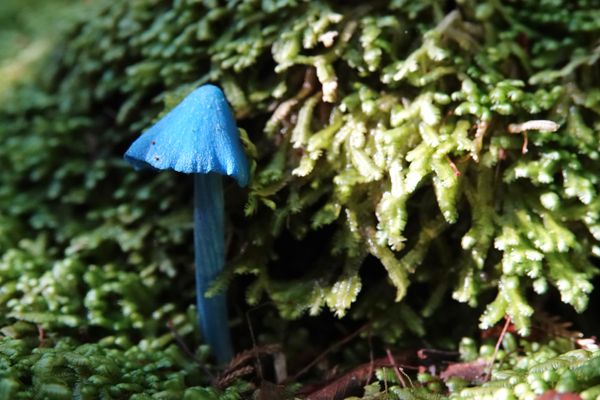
left=167, top=320, right=198, bottom=361
left=417, top=348, right=460, bottom=359
left=290, top=323, right=370, bottom=382
left=386, top=348, right=406, bottom=388
left=246, top=306, right=264, bottom=381
left=447, top=156, right=461, bottom=176
left=166, top=319, right=215, bottom=380
left=366, top=331, right=374, bottom=385
left=386, top=348, right=412, bottom=388
left=521, top=132, right=528, bottom=154
left=484, top=315, right=512, bottom=382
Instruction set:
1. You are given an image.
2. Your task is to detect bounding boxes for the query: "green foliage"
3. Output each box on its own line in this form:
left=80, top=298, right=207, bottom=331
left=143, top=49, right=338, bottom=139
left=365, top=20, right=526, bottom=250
left=0, top=0, right=599, bottom=396
left=0, top=0, right=86, bottom=92
left=0, top=322, right=252, bottom=399
left=0, top=0, right=79, bottom=59
left=227, top=0, right=600, bottom=336
left=451, top=339, right=600, bottom=399
left=359, top=335, right=600, bottom=400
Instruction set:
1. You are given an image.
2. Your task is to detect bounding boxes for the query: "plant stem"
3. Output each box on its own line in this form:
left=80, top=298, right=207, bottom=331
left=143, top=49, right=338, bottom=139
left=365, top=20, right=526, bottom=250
left=193, top=172, right=233, bottom=363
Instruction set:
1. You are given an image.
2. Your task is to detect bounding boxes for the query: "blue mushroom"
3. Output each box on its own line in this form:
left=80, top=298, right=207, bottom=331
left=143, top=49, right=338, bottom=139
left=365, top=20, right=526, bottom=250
left=124, top=84, right=249, bottom=363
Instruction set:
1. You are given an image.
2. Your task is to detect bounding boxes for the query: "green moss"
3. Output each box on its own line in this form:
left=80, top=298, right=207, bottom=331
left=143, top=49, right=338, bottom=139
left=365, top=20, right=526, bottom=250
left=0, top=322, right=253, bottom=399
left=0, top=0, right=599, bottom=397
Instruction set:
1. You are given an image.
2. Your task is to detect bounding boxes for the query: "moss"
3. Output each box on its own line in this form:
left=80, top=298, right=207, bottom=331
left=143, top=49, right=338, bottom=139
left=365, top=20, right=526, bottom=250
left=0, top=0, right=599, bottom=397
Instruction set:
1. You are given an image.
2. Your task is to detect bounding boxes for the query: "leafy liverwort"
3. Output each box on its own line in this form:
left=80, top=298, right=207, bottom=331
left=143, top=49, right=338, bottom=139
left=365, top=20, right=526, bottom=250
left=124, top=84, right=249, bottom=363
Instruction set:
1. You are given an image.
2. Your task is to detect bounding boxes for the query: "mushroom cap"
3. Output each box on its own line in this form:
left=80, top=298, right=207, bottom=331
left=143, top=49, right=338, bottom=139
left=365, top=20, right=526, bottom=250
left=124, top=85, right=250, bottom=187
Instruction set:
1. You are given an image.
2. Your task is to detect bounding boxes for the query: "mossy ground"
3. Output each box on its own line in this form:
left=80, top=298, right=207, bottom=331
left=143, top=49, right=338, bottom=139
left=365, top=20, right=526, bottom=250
left=0, top=0, right=599, bottom=399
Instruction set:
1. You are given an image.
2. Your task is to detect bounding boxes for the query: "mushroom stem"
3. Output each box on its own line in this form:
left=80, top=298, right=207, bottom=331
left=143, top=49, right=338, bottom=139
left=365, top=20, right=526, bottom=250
left=193, top=172, right=233, bottom=363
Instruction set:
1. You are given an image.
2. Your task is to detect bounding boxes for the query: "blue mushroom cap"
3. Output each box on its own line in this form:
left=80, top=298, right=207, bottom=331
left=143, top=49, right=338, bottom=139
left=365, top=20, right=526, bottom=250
left=124, top=85, right=250, bottom=187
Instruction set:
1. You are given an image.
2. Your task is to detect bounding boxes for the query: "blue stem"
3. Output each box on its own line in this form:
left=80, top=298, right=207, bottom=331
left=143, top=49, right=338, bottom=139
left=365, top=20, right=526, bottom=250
left=193, top=173, right=233, bottom=363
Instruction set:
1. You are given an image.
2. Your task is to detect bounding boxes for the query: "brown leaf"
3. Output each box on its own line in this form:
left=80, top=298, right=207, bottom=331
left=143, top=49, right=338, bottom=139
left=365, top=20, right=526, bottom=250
left=301, top=352, right=417, bottom=400
left=215, top=344, right=282, bottom=389
left=227, top=344, right=282, bottom=372
left=537, top=390, right=582, bottom=400
left=440, top=359, right=487, bottom=383
left=215, top=365, right=255, bottom=389
left=304, top=365, right=371, bottom=400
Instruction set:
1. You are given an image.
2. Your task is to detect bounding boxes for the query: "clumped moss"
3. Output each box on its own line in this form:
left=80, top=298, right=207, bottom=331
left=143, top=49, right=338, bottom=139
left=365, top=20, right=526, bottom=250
left=0, top=322, right=251, bottom=399
left=364, top=333, right=600, bottom=400
left=0, top=0, right=599, bottom=397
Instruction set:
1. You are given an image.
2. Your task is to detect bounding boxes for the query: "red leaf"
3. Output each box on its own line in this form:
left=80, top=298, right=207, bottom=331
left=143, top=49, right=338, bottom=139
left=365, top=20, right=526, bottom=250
left=537, top=391, right=582, bottom=400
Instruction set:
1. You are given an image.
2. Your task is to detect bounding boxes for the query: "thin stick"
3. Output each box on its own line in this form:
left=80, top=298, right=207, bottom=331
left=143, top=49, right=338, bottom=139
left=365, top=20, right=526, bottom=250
left=167, top=319, right=215, bottom=379
left=366, top=331, right=374, bottom=385
left=417, top=348, right=460, bottom=359
left=245, top=307, right=263, bottom=381
left=521, top=132, right=529, bottom=154
left=447, top=156, right=461, bottom=176
left=290, top=323, right=370, bottom=382
left=242, top=302, right=282, bottom=383
left=386, top=348, right=408, bottom=388
left=484, top=315, right=512, bottom=381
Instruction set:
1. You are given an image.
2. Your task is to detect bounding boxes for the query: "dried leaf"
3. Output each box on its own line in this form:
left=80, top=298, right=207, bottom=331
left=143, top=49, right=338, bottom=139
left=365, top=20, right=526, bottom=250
left=302, top=353, right=416, bottom=400
left=440, top=359, right=487, bottom=383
